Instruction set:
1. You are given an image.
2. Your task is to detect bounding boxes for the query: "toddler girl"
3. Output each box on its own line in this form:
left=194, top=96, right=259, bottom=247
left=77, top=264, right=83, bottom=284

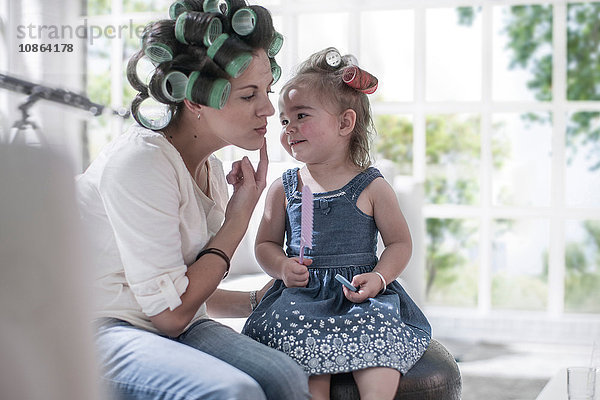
left=243, top=47, right=431, bottom=400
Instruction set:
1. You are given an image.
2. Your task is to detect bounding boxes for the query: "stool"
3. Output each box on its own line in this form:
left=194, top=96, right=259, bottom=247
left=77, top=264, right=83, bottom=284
left=330, top=339, right=461, bottom=399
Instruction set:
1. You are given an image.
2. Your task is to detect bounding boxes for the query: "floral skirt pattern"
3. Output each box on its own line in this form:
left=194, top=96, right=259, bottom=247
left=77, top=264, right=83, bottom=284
left=242, top=265, right=431, bottom=376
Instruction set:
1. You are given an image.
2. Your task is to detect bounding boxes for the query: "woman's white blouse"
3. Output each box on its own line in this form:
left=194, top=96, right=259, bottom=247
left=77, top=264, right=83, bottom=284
left=76, top=125, right=229, bottom=333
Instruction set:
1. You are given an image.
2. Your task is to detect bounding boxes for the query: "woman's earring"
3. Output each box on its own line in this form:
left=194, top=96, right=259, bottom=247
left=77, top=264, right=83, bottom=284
left=197, top=114, right=201, bottom=119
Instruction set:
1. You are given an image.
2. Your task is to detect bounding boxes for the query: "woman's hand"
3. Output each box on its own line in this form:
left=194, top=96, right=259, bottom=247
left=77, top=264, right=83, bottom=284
left=342, top=272, right=384, bottom=303
left=225, top=139, right=269, bottom=223
left=281, top=257, right=312, bottom=288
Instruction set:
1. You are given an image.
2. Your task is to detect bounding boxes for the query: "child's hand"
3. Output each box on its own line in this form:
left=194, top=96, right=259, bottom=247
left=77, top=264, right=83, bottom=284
left=343, top=272, right=384, bottom=303
left=282, top=257, right=312, bottom=288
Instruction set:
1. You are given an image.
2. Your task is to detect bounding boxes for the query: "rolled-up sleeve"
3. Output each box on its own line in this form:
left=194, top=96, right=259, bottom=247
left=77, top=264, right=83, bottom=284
left=129, top=270, right=189, bottom=315
left=98, top=140, right=191, bottom=317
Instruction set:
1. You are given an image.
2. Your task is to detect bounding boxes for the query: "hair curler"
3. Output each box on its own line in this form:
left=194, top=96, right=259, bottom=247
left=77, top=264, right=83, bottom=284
left=203, top=0, right=230, bottom=15
left=207, top=33, right=253, bottom=78
left=144, top=42, right=174, bottom=64
left=231, top=7, right=257, bottom=36
left=325, top=49, right=342, bottom=68
left=132, top=94, right=173, bottom=130
left=185, top=71, right=231, bottom=109
left=342, top=65, right=378, bottom=94
left=175, top=11, right=223, bottom=47
left=169, top=0, right=204, bottom=19
left=270, top=58, right=281, bottom=85
left=268, top=31, right=284, bottom=58
left=151, top=70, right=188, bottom=103
left=127, top=52, right=155, bottom=93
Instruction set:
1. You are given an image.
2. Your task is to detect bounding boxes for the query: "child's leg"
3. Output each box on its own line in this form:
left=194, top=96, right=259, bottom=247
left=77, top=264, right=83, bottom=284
left=308, top=374, right=331, bottom=400
left=352, top=367, right=400, bottom=400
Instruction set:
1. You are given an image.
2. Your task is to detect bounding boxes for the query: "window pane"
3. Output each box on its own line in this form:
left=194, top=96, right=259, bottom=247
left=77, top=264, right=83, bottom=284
left=86, top=0, right=111, bottom=16
left=425, top=218, right=479, bottom=307
left=565, top=220, right=600, bottom=313
left=297, top=13, right=349, bottom=63
left=373, top=114, right=413, bottom=175
left=252, top=0, right=280, bottom=5
left=123, top=0, right=171, bottom=13
left=86, top=115, right=113, bottom=164
left=123, top=23, right=147, bottom=105
left=87, top=36, right=111, bottom=106
left=491, top=219, right=549, bottom=311
left=361, top=10, right=414, bottom=102
left=491, top=113, right=552, bottom=207
left=567, top=3, right=600, bottom=101
left=426, top=7, right=481, bottom=101
left=566, top=112, right=600, bottom=207
left=425, top=114, right=480, bottom=205
left=86, top=35, right=114, bottom=163
left=492, top=5, right=553, bottom=102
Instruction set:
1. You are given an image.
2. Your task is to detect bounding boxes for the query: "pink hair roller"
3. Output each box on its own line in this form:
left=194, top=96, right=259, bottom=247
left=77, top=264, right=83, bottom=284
left=342, top=65, right=378, bottom=95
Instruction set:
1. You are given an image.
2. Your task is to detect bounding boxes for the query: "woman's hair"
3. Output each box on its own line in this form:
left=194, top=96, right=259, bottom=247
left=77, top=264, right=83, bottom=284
left=128, top=0, right=282, bottom=130
left=281, top=47, right=377, bottom=170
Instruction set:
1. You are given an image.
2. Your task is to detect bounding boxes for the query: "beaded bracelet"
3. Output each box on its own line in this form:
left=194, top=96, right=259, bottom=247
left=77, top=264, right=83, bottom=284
left=250, top=290, right=258, bottom=311
left=195, top=247, right=230, bottom=279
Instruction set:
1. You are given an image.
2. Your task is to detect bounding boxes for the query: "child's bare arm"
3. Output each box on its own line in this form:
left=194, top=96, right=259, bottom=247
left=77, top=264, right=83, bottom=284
left=345, top=178, right=412, bottom=302
left=255, top=178, right=311, bottom=287
left=372, top=178, right=412, bottom=281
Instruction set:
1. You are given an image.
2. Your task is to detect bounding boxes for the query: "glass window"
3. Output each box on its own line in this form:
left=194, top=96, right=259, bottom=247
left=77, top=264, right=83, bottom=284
left=86, top=0, right=111, bottom=16
left=426, top=218, right=479, bottom=307
left=426, top=7, right=481, bottom=101
left=491, top=113, right=552, bottom=207
left=254, top=0, right=280, bottom=5
left=492, top=5, right=553, bottom=102
left=297, top=13, right=349, bottom=63
left=425, top=113, right=480, bottom=205
left=123, top=0, right=171, bottom=13
left=86, top=35, right=113, bottom=160
left=567, top=2, right=600, bottom=101
left=360, top=10, right=414, bottom=102
left=566, top=112, right=600, bottom=208
left=77, top=0, right=600, bottom=324
left=491, top=218, right=549, bottom=311
left=87, top=36, right=112, bottom=106
left=564, top=220, right=600, bottom=313
left=373, top=114, right=413, bottom=175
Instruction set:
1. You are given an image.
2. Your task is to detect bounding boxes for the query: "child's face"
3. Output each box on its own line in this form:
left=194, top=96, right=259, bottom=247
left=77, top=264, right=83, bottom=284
left=278, top=86, right=350, bottom=164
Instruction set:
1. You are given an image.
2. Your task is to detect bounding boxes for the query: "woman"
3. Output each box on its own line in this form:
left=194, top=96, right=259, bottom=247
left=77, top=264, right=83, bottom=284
left=76, top=2, right=309, bottom=399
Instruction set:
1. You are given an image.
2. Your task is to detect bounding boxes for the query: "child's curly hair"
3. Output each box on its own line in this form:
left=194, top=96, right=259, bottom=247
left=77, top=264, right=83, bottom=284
left=281, top=47, right=376, bottom=170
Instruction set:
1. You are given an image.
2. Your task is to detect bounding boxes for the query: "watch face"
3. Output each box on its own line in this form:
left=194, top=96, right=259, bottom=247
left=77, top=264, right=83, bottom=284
left=325, top=50, right=341, bottom=67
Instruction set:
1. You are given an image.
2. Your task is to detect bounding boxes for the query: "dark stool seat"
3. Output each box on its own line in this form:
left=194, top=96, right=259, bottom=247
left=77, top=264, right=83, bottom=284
left=330, top=339, right=461, bottom=399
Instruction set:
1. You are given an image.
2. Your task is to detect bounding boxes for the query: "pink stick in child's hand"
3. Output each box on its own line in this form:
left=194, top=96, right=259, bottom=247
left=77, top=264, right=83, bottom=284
left=298, top=185, right=313, bottom=263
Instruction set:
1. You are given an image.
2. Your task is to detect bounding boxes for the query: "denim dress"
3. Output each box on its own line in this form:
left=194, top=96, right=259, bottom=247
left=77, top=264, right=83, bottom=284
left=243, top=167, right=431, bottom=376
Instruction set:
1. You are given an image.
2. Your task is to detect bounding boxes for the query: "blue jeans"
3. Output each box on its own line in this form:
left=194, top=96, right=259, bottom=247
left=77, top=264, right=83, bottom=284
left=96, top=318, right=310, bottom=400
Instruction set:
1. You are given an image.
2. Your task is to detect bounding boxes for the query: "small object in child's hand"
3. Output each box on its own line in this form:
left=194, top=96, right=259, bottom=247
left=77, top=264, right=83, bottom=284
left=335, top=274, right=358, bottom=292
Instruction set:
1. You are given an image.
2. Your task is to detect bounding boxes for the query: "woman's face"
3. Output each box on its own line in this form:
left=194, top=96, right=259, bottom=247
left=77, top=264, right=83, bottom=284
left=200, top=49, right=275, bottom=150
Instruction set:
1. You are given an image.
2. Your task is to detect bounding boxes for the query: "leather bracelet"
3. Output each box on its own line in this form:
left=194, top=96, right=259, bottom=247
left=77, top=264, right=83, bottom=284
left=195, top=247, right=230, bottom=279
left=373, top=271, right=387, bottom=294
left=250, top=290, right=258, bottom=311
